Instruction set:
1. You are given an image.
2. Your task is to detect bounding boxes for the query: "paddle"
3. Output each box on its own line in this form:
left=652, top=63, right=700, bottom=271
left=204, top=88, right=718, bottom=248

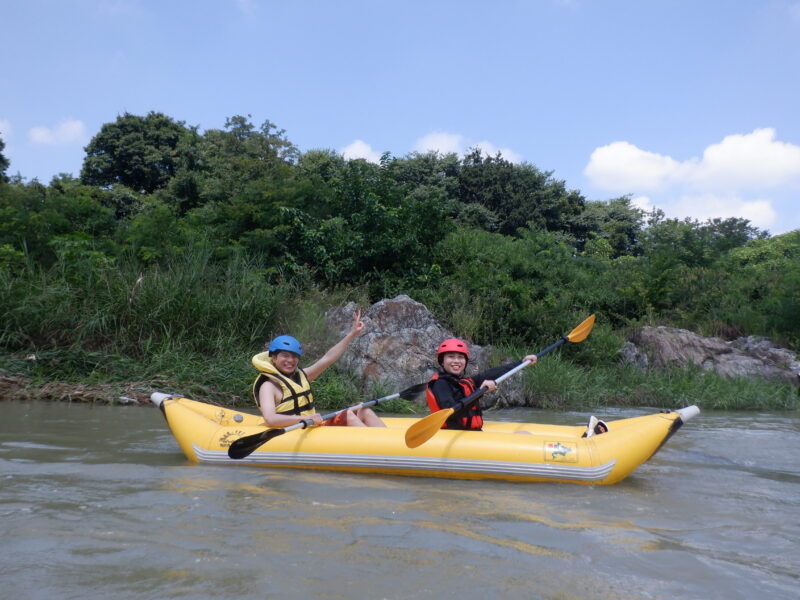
left=227, top=382, right=428, bottom=459
left=404, top=314, right=596, bottom=448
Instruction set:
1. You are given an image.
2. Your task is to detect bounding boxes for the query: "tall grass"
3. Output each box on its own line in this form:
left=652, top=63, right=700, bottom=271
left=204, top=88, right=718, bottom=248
left=1, top=249, right=797, bottom=411
left=0, top=247, right=375, bottom=407
left=517, top=357, right=798, bottom=411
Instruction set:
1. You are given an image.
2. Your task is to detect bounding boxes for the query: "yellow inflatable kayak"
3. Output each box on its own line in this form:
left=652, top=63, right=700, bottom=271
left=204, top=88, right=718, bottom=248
left=151, top=392, right=699, bottom=485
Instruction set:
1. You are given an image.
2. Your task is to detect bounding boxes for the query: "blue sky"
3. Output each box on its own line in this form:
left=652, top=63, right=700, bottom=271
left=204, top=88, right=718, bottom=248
left=2, top=0, right=799, bottom=234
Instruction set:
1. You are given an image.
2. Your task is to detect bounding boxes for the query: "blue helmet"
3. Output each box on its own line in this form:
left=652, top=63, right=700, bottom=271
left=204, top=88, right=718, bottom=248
left=268, top=335, right=303, bottom=356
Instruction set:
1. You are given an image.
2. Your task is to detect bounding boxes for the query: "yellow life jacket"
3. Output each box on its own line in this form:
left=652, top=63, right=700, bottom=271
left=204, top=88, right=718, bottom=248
left=251, top=351, right=315, bottom=415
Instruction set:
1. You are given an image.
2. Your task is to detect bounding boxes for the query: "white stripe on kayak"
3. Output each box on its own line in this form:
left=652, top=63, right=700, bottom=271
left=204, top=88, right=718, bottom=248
left=192, top=445, right=616, bottom=482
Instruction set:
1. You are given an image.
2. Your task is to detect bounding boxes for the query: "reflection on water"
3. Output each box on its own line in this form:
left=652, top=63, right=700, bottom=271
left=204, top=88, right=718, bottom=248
left=1, top=401, right=799, bottom=599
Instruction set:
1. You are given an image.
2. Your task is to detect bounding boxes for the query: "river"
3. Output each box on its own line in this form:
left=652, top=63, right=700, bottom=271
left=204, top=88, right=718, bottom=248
left=1, top=401, right=798, bottom=600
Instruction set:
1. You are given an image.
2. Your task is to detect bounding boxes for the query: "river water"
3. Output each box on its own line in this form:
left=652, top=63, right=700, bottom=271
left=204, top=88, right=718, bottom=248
left=1, top=401, right=798, bottom=600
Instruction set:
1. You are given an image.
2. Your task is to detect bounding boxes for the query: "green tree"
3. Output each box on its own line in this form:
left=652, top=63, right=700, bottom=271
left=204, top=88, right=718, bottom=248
left=81, top=112, right=197, bottom=194
left=0, top=135, right=9, bottom=183
left=710, top=231, right=800, bottom=342
left=641, top=213, right=764, bottom=268
left=196, top=115, right=299, bottom=203
left=279, top=156, right=451, bottom=291
left=573, top=197, right=644, bottom=257
left=417, top=226, right=597, bottom=344
left=385, top=151, right=461, bottom=200
left=458, top=149, right=586, bottom=237
left=0, top=176, right=116, bottom=264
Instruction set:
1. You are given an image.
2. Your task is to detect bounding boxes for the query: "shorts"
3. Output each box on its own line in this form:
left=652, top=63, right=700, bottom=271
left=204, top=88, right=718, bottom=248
left=323, top=411, right=349, bottom=427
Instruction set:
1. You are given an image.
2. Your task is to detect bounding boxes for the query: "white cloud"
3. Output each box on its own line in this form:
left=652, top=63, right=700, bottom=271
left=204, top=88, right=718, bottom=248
left=341, top=139, right=382, bottom=163
left=585, top=129, right=800, bottom=193
left=631, top=195, right=654, bottom=213
left=473, top=140, right=523, bottom=164
left=671, top=194, right=777, bottom=231
left=692, top=128, right=800, bottom=189
left=342, top=133, right=524, bottom=165
left=413, top=132, right=465, bottom=155
left=28, top=119, right=88, bottom=145
left=584, top=129, right=800, bottom=231
left=412, top=131, right=523, bottom=163
left=584, top=141, right=685, bottom=191
left=0, top=119, right=11, bottom=139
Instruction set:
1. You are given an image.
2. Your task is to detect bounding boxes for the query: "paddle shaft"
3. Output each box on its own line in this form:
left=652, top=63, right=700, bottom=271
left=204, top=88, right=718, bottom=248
left=297, top=391, right=401, bottom=430
left=405, top=315, right=596, bottom=448
left=228, top=382, right=427, bottom=459
left=451, top=336, right=568, bottom=416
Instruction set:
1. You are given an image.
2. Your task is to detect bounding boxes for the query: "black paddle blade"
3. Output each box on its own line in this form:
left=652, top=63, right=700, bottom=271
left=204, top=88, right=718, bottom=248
left=227, top=427, right=286, bottom=459
left=398, top=382, right=428, bottom=400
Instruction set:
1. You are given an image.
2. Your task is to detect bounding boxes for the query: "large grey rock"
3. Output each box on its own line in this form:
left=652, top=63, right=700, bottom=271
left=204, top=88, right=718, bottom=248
left=326, top=295, right=527, bottom=406
left=624, top=326, right=800, bottom=386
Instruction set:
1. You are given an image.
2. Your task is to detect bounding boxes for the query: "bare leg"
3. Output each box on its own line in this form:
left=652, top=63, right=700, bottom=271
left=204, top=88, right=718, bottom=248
left=345, top=410, right=366, bottom=427
left=356, top=407, right=386, bottom=427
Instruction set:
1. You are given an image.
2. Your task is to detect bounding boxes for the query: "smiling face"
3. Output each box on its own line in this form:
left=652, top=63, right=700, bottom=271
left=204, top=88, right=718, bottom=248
left=440, top=351, right=467, bottom=377
left=271, top=350, right=300, bottom=375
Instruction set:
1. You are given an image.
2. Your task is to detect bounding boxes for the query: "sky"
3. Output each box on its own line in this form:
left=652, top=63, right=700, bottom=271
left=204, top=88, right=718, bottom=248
left=2, top=0, right=799, bottom=234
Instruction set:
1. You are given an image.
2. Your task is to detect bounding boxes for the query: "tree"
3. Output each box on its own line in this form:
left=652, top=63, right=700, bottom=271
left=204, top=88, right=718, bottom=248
left=81, top=112, right=196, bottom=193
left=641, top=215, right=765, bottom=269
left=0, top=135, right=9, bottom=183
left=457, top=149, right=585, bottom=236
left=191, top=115, right=300, bottom=206
left=0, top=176, right=116, bottom=264
left=572, top=197, right=644, bottom=257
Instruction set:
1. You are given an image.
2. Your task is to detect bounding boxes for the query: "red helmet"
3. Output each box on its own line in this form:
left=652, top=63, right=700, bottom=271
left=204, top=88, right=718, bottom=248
left=436, top=338, right=469, bottom=363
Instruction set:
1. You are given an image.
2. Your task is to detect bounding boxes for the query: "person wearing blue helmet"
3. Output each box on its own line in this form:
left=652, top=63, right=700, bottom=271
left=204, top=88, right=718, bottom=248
left=252, top=309, right=385, bottom=428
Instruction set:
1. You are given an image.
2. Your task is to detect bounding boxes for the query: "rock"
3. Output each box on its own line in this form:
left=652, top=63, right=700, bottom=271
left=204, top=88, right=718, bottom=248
left=326, top=295, right=526, bottom=407
left=619, top=341, right=648, bottom=369
left=624, top=326, right=800, bottom=386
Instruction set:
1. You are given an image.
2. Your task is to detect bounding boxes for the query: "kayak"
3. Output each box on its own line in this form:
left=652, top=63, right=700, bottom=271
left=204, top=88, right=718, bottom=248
left=150, top=392, right=699, bottom=485
left=151, top=392, right=699, bottom=484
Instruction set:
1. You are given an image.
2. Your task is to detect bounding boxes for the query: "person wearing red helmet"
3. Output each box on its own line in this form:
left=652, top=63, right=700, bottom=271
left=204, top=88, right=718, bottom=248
left=427, top=338, right=538, bottom=430
left=253, top=309, right=385, bottom=428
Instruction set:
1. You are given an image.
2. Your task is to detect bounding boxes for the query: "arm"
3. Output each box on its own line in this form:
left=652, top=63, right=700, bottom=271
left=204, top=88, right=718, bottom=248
left=473, top=354, right=538, bottom=390
left=258, top=381, right=322, bottom=428
left=304, top=309, right=364, bottom=382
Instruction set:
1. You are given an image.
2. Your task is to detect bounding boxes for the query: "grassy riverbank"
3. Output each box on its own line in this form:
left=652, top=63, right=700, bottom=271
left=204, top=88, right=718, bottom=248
left=2, top=251, right=797, bottom=412
left=2, top=347, right=797, bottom=412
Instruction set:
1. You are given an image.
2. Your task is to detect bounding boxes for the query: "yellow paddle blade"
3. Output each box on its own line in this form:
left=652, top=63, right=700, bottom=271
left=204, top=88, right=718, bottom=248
left=404, top=408, right=454, bottom=448
left=566, top=314, right=596, bottom=343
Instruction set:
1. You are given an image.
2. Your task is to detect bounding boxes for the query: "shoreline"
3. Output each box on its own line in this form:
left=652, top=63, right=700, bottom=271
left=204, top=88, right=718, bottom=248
left=2, top=371, right=797, bottom=412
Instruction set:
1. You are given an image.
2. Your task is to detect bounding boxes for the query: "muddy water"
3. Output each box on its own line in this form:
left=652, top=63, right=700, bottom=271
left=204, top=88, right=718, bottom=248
left=1, top=401, right=798, bottom=600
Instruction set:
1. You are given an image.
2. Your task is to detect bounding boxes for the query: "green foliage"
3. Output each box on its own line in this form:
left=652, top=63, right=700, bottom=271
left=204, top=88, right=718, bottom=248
left=1, top=110, right=797, bottom=411
left=309, top=371, right=361, bottom=411
left=458, top=148, right=586, bottom=237
left=514, top=359, right=798, bottom=411
left=641, top=213, right=765, bottom=268
left=573, top=196, right=644, bottom=257
left=81, top=111, right=197, bottom=193
left=0, top=177, right=116, bottom=265
left=417, top=226, right=599, bottom=344
left=116, top=197, right=185, bottom=263
left=0, top=134, right=9, bottom=183
left=702, top=231, right=800, bottom=344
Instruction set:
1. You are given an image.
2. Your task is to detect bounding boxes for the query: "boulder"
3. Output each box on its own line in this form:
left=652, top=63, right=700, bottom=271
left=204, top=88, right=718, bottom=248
left=624, top=326, right=800, bottom=386
left=326, top=295, right=526, bottom=407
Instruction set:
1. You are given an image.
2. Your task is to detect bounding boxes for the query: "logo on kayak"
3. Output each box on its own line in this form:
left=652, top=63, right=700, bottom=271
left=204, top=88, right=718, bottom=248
left=545, top=441, right=578, bottom=462
left=218, top=430, right=246, bottom=448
